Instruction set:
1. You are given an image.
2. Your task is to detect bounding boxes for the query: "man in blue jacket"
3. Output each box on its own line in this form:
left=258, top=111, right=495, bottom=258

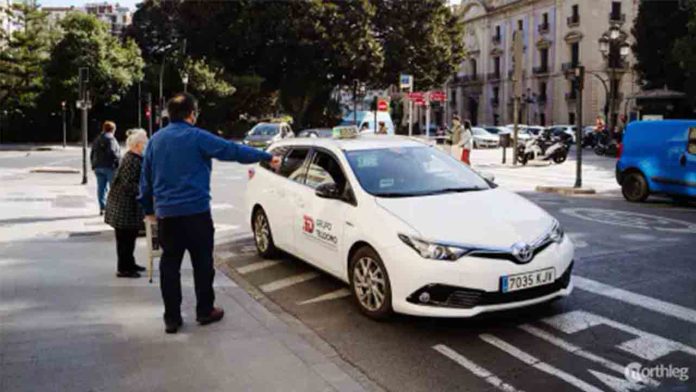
left=139, top=93, right=280, bottom=334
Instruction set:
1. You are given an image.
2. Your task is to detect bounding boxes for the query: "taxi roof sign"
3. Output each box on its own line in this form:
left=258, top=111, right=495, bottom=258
left=332, top=125, right=359, bottom=139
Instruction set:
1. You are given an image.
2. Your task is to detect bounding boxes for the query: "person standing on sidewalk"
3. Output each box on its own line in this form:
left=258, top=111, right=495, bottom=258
left=139, top=93, right=281, bottom=334
left=104, top=129, right=148, bottom=278
left=449, top=115, right=463, bottom=159
left=459, top=120, right=474, bottom=165
left=90, top=121, right=121, bottom=215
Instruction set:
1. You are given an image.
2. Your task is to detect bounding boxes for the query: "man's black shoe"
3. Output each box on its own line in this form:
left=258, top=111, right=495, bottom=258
left=164, top=319, right=183, bottom=334
left=196, top=307, right=224, bottom=325
left=116, top=270, right=140, bottom=278
left=133, top=264, right=146, bottom=272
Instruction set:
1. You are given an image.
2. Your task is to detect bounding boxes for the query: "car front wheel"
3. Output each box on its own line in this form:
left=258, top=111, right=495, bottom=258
left=252, top=207, right=279, bottom=258
left=621, top=172, right=649, bottom=202
left=349, top=246, right=393, bottom=320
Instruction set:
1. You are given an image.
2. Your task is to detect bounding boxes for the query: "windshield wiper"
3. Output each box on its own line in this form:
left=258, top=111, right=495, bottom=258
left=375, top=192, right=424, bottom=198
left=421, top=187, right=485, bottom=195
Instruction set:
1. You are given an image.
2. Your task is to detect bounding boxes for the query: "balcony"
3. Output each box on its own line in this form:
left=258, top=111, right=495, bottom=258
left=507, top=69, right=526, bottom=80
left=488, top=71, right=502, bottom=81
left=491, top=97, right=500, bottom=107
left=452, top=74, right=480, bottom=84
left=492, top=34, right=502, bottom=45
left=567, top=15, right=580, bottom=27
left=562, top=62, right=581, bottom=73
left=565, top=91, right=577, bottom=101
left=537, top=94, right=547, bottom=105
left=537, top=23, right=549, bottom=34
left=609, top=12, right=625, bottom=24
left=533, top=65, right=549, bottom=75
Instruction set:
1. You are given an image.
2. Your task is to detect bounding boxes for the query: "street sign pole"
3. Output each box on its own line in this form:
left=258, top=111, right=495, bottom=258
left=574, top=66, right=585, bottom=188
left=61, top=101, right=67, bottom=148
left=512, top=31, right=524, bottom=166
left=401, top=74, right=414, bottom=137
left=425, top=92, right=431, bottom=139
left=137, top=81, right=142, bottom=128
left=78, top=67, right=90, bottom=185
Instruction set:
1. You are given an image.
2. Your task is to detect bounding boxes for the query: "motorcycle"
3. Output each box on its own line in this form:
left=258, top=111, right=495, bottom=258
left=593, top=131, right=619, bottom=156
left=516, top=131, right=569, bottom=165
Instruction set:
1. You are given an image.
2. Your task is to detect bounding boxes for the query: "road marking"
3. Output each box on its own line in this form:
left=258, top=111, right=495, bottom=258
left=260, top=272, right=320, bottom=293
left=433, top=344, right=522, bottom=392
left=542, top=310, right=696, bottom=361
left=560, top=208, right=696, bottom=233
left=566, top=232, right=589, bottom=248
left=237, top=260, right=282, bottom=274
left=574, top=276, right=696, bottom=325
left=479, top=334, right=604, bottom=392
left=297, top=288, right=351, bottom=305
left=519, top=324, right=658, bottom=387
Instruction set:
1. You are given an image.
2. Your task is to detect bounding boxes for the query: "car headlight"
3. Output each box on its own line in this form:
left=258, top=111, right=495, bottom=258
left=398, top=234, right=471, bottom=261
left=549, top=221, right=564, bottom=243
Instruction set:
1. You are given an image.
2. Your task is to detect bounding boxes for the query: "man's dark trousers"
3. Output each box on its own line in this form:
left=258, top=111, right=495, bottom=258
left=158, top=211, right=215, bottom=323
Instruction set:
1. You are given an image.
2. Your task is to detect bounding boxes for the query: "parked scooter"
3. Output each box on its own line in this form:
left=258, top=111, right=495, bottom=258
left=516, top=129, right=569, bottom=165
left=593, top=131, right=619, bottom=156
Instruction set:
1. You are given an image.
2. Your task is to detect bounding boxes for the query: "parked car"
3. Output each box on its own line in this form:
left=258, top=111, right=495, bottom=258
left=242, top=122, right=294, bottom=149
left=298, top=128, right=333, bottom=138
left=616, top=120, right=696, bottom=202
left=547, top=125, right=577, bottom=144
left=471, top=127, right=500, bottom=148
left=526, top=126, right=546, bottom=136
left=500, top=125, right=533, bottom=143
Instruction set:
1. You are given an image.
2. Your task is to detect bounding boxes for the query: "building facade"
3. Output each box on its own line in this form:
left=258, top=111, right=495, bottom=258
left=84, top=2, right=131, bottom=36
left=448, top=0, right=641, bottom=127
left=43, top=6, right=77, bottom=26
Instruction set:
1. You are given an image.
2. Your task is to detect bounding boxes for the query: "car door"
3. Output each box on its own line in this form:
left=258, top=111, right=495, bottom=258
left=292, top=149, right=353, bottom=277
left=269, top=146, right=311, bottom=251
left=670, top=126, right=696, bottom=196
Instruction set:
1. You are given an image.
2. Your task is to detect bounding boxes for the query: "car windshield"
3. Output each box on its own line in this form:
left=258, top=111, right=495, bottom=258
left=484, top=127, right=500, bottom=134
left=249, top=124, right=279, bottom=136
left=345, top=146, right=490, bottom=197
left=472, top=128, right=488, bottom=136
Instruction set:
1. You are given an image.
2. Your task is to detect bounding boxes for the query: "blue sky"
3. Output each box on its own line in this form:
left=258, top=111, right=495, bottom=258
left=39, top=0, right=140, bottom=10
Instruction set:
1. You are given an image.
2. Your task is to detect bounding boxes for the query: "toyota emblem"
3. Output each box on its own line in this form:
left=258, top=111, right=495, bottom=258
left=511, top=242, right=534, bottom=263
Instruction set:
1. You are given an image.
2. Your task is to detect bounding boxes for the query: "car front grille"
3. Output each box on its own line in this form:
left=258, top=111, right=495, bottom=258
left=406, top=261, right=573, bottom=309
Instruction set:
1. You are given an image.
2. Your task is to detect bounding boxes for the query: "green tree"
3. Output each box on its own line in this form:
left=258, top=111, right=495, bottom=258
left=0, top=1, right=54, bottom=112
left=672, top=1, right=696, bottom=107
left=45, top=13, right=144, bottom=106
left=632, top=0, right=689, bottom=90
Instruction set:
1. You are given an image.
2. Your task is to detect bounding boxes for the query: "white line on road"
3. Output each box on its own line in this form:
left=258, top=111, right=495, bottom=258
left=237, top=260, right=282, bottom=274
left=574, top=276, right=696, bottom=325
left=542, top=310, right=696, bottom=361
left=260, top=272, right=320, bottom=293
left=433, top=344, right=523, bottom=392
left=518, top=324, right=658, bottom=387
left=479, top=334, right=604, bottom=392
left=297, top=288, right=351, bottom=305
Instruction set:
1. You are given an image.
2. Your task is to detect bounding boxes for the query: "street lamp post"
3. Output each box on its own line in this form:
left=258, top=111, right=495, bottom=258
left=598, top=26, right=631, bottom=142
left=61, top=101, right=67, bottom=148
left=182, top=73, right=189, bottom=93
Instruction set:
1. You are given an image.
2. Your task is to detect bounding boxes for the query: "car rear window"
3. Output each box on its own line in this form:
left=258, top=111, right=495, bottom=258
left=688, top=127, right=696, bottom=155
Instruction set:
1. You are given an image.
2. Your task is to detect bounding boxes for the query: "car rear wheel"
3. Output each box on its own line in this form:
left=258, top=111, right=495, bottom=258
left=252, top=207, right=279, bottom=258
left=553, top=153, right=567, bottom=164
left=349, top=246, right=393, bottom=320
left=621, top=172, right=649, bottom=202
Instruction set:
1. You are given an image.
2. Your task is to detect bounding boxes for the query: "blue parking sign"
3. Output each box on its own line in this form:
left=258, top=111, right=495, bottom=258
left=400, top=74, right=413, bottom=89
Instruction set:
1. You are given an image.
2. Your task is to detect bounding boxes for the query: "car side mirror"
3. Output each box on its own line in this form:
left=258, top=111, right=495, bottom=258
left=315, top=183, right=342, bottom=199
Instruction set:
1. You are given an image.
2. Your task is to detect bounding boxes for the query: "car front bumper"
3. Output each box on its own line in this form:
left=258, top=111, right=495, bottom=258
left=382, top=235, right=575, bottom=317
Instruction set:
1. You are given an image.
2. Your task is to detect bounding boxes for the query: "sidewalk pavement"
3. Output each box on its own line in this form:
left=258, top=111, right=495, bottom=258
left=0, top=160, right=377, bottom=392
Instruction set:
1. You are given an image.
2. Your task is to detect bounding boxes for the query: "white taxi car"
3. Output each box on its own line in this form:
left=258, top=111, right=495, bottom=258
left=245, top=129, right=574, bottom=319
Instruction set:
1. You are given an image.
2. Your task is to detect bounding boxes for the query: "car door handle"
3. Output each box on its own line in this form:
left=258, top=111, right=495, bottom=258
left=680, top=153, right=687, bottom=166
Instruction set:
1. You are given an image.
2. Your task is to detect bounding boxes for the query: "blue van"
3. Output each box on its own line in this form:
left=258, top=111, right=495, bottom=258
left=616, top=120, right=696, bottom=202
left=341, top=111, right=395, bottom=135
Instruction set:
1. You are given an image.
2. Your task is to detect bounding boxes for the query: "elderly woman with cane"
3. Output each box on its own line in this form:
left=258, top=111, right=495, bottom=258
left=105, top=129, right=149, bottom=278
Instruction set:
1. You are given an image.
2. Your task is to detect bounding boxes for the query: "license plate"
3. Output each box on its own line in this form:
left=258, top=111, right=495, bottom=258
left=501, top=268, right=555, bottom=293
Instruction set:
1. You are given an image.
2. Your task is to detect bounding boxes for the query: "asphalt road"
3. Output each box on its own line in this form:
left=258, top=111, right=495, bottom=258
left=3, top=146, right=696, bottom=391
left=216, top=193, right=696, bottom=392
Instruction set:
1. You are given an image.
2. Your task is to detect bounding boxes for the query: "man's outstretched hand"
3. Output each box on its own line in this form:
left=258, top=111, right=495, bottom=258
left=270, top=155, right=282, bottom=171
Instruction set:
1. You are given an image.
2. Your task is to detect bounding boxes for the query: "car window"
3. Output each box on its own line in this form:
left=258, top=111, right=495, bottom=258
left=305, top=150, right=347, bottom=192
left=279, top=148, right=310, bottom=183
left=250, top=124, right=279, bottom=136
left=689, top=127, right=696, bottom=155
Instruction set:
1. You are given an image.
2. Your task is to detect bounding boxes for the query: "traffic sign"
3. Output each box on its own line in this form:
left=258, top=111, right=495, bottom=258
left=430, top=91, right=446, bottom=102
left=400, top=74, right=413, bottom=90
left=377, top=99, right=388, bottom=111
left=407, top=92, right=424, bottom=101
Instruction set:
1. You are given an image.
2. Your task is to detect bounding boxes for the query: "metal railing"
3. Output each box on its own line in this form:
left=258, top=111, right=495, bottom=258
left=537, top=23, right=550, bottom=34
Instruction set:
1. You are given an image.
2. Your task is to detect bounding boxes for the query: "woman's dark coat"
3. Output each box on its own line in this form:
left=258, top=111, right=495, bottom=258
left=104, top=151, right=144, bottom=229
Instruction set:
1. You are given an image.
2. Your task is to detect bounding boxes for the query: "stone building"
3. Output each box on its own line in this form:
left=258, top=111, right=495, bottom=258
left=84, top=2, right=131, bottom=36
left=447, top=0, right=641, bottom=127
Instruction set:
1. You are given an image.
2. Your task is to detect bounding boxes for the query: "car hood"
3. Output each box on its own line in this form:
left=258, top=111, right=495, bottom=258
left=475, top=135, right=499, bottom=141
left=245, top=135, right=275, bottom=143
left=375, top=188, right=553, bottom=248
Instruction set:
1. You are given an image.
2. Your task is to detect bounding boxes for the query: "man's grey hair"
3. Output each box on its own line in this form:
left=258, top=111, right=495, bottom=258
left=126, top=128, right=148, bottom=150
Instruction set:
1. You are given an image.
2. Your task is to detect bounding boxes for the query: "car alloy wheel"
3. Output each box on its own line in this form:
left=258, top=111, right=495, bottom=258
left=622, top=172, right=649, bottom=202
left=350, top=247, right=392, bottom=319
left=252, top=208, right=279, bottom=258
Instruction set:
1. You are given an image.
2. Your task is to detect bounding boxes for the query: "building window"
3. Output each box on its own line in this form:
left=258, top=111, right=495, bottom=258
left=494, top=57, right=501, bottom=78
left=569, top=112, right=576, bottom=124
left=611, top=2, right=622, bottom=20
left=539, top=81, right=547, bottom=101
left=568, top=4, right=580, bottom=25
left=470, top=58, right=477, bottom=77
left=540, top=48, right=549, bottom=70
left=492, top=86, right=500, bottom=106
left=518, top=19, right=523, bottom=31
left=543, top=12, right=549, bottom=26
left=540, top=112, right=546, bottom=126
